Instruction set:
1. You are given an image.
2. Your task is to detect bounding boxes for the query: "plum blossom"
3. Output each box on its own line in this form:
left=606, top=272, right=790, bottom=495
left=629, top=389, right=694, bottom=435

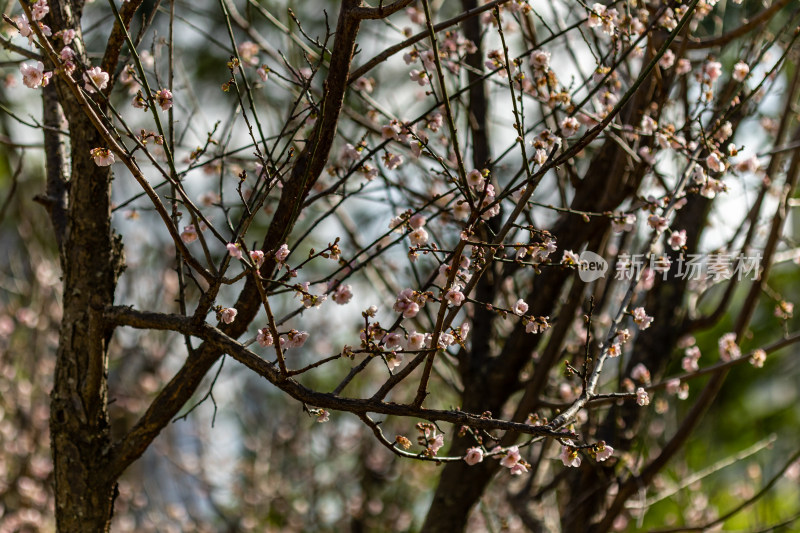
left=512, top=299, right=529, bottom=316
left=466, top=168, right=485, bottom=188
left=669, top=230, right=687, bottom=250
left=409, top=227, right=429, bottom=246
left=703, top=60, right=722, bottom=82
left=226, top=243, right=243, bottom=260
left=750, top=348, right=767, bottom=368
left=249, top=250, right=264, bottom=268
left=733, top=61, right=750, bottom=82
left=659, top=49, right=675, bottom=69
left=155, top=88, right=173, bottom=110
left=631, top=363, right=651, bottom=384
left=676, top=58, right=692, bottom=75
left=633, top=307, right=653, bottom=330
left=706, top=153, right=725, bottom=173
left=315, top=409, right=330, bottom=423
left=682, top=346, right=701, bottom=372
left=718, top=332, right=740, bottom=361
left=530, top=49, right=551, bottom=71
left=410, top=69, right=428, bottom=86
left=647, top=214, right=668, bottom=231
left=774, top=301, right=793, bottom=320
left=394, top=288, right=425, bottom=318
left=464, top=447, right=484, bottom=465
left=31, top=0, right=49, bottom=21
left=220, top=307, right=238, bottom=324
left=90, top=148, right=115, bottom=167
left=83, top=67, right=109, bottom=93
left=445, top=289, right=465, bottom=306
left=525, top=316, right=550, bottom=334
left=275, top=244, right=290, bottom=263
left=14, top=15, right=32, bottom=38
left=60, top=28, right=76, bottom=45
left=560, top=116, right=580, bottom=137
left=256, top=65, right=270, bottom=82
left=332, top=284, right=353, bottom=305
left=20, top=62, right=50, bottom=89
left=606, top=343, right=622, bottom=358
left=285, top=329, right=309, bottom=348
left=636, top=387, right=650, bottom=406
left=406, top=331, right=426, bottom=351
left=560, top=444, right=581, bottom=468
left=181, top=225, right=198, bottom=243
left=429, top=433, right=445, bottom=455
left=256, top=328, right=274, bottom=347
left=237, top=41, right=260, bottom=65
left=593, top=442, right=614, bottom=462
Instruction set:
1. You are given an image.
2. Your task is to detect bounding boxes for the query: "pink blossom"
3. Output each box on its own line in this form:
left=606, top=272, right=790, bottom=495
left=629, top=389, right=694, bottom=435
left=529, top=49, right=551, bottom=71
left=676, top=58, right=692, bottom=75
left=315, top=409, right=330, bottom=423
left=406, top=331, right=426, bottom=351
left=647, top=214, right=667, bottom=231
left=332, top=284, right=353, bottom=305
left=14, top=15, right=32, bottom=38
left=706, top=153, right=725, bottom=173
left=682, top=346, right=701, bottom=372
left=181, top=225, right=198, bottom=243
left=275, top=244, right=290, bottom=263
left=636, top=387, right=650, bottom=406
left=31, top=0, right=49, bottom=21
left=659, top=49, right=675, bottom=69
left=500, top=446, right=522, bottom=469
left=632, top=307, right=653, bottom=330
left=90, top=147, right=115, bottom=167
left=750, top=348, right=767, bottom=368
left=631, top=363, right=651, bottom=384
left=61, top=28, right=76, bottom=45
left=774, top=301, right=793, bottom=319
left=409, top=213, right=427, bottom=229
left=445, top=289, right=465, bottom=307
left=594, top=442, right=614, bottom=462
left=256, top=328, right=274, bottom=347
left=733, top=61, right=750, bottom=82
left=510, top=462, right=528, bottom=475
left=607, top=343, right=621, bottom=358
left=560, top=116, right=580, bottom=137
left=669, top=230, right=687, bottom=250
left=249, top=250, right=264, bottom=268
left=512, top=299, right=528, bottom=316
left=383, top=152, right=403, bottom=170
left=410, top=69, right=428, bottom=86
left=464, top=447, right=484, bottom=465
left=237, top=41, right=260, bottom=65
left=156, top=88, right=173, bottom=110
left=560, top=445, right=581, bottom=467
left=718, top=332, right=740, bottom=361
left=83, top=66, right=109, bottom=93
left=466, top=169, right=485, bottom=188
left=525, top=316, right=550, bottom=334
left=409, top=227, right=429, bottom=246
left=227, top=243, right=243, bottom=260
left=220, top=307, right=238, bottom=324
left=429, top=433, right=444, bottom=455
left=256, top=64, right=270, bottom=82
left=703, top=60, right=723, bottom=82
left=285, top=329, right=309, bottom=348
left=20, top=62, right=49, bottom=89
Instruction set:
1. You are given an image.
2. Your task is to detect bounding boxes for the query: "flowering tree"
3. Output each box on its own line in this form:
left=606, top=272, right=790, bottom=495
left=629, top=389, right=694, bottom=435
left=1, top=0, right=800, bottom=530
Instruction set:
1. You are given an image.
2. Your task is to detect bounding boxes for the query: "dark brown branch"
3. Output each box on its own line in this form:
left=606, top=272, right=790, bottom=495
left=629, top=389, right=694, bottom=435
left=679, top=0, right=793, bottom=50
left=350, top=0, right=415, bottom=20
left=348, top=0, right=513, bottom=83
